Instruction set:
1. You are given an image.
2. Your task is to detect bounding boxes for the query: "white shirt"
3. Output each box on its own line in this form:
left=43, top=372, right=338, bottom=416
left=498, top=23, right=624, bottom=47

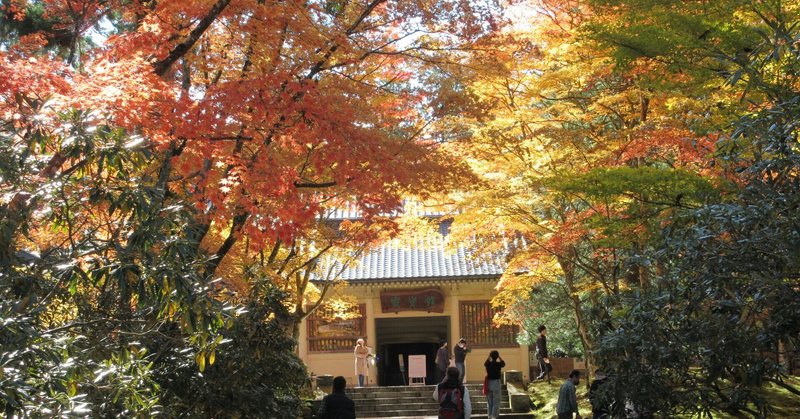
left=432, top=383, right=471, bottom=419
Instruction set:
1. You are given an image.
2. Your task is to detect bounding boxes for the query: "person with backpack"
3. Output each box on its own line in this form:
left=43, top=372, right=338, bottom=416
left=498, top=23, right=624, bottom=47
left=484, top=350, right=505, bottom=419
left=432, top=366, right=472, bottom=419
left=318, top=376, right=356, bottom=419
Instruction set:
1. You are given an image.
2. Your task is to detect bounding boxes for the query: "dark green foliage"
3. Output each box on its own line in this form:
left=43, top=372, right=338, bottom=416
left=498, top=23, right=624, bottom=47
left=0, top=297, right=83, bottom=416
left=585, top=0, right=762, bottom=81
left=0, top=104, right=306, bottom=416
left=155, top=286, right=308, bottom=418
left=590, top=6, right=800, bottom=416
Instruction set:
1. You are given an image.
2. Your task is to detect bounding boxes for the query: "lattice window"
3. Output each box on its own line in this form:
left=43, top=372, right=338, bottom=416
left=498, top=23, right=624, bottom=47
left=460, top=301, right=518, bottom=347
left=307, top=304, right=366, bottom=352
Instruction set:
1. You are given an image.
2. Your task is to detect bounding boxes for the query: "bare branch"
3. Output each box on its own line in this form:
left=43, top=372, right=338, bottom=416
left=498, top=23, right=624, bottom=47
left=153, top=0, right=232, bottom=77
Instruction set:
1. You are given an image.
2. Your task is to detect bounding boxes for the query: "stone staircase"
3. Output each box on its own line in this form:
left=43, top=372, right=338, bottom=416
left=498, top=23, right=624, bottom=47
left=346, top=383, right=535, bottom=418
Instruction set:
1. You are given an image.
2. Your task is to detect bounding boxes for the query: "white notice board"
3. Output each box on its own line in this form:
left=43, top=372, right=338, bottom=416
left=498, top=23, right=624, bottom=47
left=408, top=355, right=426, bottom=385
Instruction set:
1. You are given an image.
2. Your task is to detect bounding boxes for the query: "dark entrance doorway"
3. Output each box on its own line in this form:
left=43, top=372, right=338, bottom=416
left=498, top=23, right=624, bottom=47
left=375, top=316, right=449, bottom=386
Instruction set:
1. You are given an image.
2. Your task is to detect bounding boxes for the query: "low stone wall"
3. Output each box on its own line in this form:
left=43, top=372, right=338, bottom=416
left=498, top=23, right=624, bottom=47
left=530, top=357, right=586, bottom=379
left=316, top=374, right=334, bottom=395
left=504, top=370, right=532, bottom=413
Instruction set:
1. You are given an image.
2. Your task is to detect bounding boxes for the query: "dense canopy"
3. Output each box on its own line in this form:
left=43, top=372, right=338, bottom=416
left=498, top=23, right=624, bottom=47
left=1, top=0, right=798, bottom=417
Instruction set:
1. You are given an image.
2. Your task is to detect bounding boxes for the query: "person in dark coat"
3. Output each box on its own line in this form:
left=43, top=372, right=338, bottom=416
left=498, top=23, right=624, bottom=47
left=436, top=340, right=450, bottom=383
left=454, top=338, right=470, bottom=382
left=484, top=350, right=505, bottom=419
left=556, top=370, right=582, bottom=419
left=535, top=325, right=551, bottom=382
left=318, top=376, right=356, bottom=419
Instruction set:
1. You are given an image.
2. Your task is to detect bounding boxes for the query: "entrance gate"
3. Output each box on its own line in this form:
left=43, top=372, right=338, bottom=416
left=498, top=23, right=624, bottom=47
left=375, top=316, right=449, bottom=386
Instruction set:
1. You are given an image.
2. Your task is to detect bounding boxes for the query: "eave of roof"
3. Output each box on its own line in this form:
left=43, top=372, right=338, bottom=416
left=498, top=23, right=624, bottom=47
left=339, top=273, right=501, bottom=286
left=315, top=232, right=507, bottom=283
left=322, top=201, right=453, bottom=221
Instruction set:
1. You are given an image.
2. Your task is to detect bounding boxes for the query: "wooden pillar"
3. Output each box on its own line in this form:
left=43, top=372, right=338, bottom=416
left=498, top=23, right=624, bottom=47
left=365, top=286, right=377, bottom=386
left=449, top=284, right=460, bottom=346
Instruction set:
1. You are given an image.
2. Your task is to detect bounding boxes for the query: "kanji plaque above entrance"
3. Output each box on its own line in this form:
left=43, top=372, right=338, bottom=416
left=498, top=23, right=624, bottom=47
left=380, top=287, right=445, bottom=313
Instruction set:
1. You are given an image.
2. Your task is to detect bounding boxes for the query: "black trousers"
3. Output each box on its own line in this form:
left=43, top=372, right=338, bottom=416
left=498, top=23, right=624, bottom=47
left=436, top=368, right=447, bottom=383
left=537, top=357, right=551, bottom=379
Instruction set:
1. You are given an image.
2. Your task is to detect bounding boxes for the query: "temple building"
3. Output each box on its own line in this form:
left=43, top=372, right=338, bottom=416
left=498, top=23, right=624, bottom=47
left=298, top=213, right=530, bottom=386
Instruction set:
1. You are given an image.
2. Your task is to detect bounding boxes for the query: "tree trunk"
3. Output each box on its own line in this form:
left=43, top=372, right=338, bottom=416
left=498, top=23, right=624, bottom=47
left=569, top=287, right=596, bottom=382
left=291, top=313, right=301, bottom=342
left=558, top=255, right=596, bottom=385
left=288, top=310, right=304, bottom=355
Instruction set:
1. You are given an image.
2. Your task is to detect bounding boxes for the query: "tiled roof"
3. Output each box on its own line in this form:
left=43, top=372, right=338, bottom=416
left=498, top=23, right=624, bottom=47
left=335, top=235, right=506, bottom=283
left=322, top=201, right=453, bottom=220
left=316, top=202, right=506, bottom=283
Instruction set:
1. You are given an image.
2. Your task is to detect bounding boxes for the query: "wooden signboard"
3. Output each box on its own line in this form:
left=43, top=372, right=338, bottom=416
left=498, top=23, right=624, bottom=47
left=380, top=287, right=445, bottom=313
left=408, top=355, right=426, bottom=386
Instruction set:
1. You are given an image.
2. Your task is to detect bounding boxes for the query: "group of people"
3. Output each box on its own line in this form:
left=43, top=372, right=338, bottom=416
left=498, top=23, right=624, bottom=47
left=435, top=338, right=470, bottom=382
left=319, top=332, right=607, bottom=419
left=433, top=338, right=506, bottom=419
left=319, top=337, right=507, bottom=419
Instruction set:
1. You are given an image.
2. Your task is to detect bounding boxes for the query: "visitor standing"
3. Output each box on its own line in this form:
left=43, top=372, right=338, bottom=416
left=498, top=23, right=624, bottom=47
left=535, top=325, right=551, bottom=382
left=483, top=350, right=505, bottom=419
left=432, top=366, right=472, bottom=419
left=436, top=340, right=450, bottom=383
left=454, top=338, right=469, bottom=382
left=318, top=376, right=356, bottom=419
left=354, top=338, right=370, bottom=387
left=556, top=370, right=582, bottom=419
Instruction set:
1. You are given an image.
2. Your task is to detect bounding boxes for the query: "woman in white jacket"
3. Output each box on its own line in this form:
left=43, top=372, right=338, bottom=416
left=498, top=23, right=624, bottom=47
left=354, top=338, right=370, bottom=387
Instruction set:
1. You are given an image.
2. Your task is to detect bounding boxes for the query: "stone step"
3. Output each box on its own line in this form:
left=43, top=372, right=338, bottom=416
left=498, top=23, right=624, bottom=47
left=361, top=414, right=534, bottom=419
left=347, top=384, right=485, bottom=393
left=352, top=409, right=532, bottom=417
left=351, top=397, right=508, bottom=404
left=354, top=412, right=522, bottom=417
left=352, top=399, right=512, bottom=407
left=351, top=399, right=509, bottom=406
left=358, top=411, right=531, bottom=418
left=350, top=397, right=509, bottom=405
left=343, top=383, right=530, bottom=418
left=354, top=402, right=514, bottom=413
left=347, top=384, right=501, bottom=391
left=357, top=408, right=519, bottom=415
left=348, top=391, right=509, bottom=400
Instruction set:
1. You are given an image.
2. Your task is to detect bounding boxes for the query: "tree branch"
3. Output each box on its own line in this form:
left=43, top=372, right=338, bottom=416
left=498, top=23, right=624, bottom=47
left=765, top=377, right=800, bottom=397
left=153, top=0, right=232, bottom=77
left=293, top=180, right=337, bottom=188
left=203, top=212, right=249, bottom=278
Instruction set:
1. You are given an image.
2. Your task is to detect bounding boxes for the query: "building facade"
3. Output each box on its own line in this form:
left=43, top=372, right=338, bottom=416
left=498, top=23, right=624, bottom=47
left=298, top=220, right=529, bottom=386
